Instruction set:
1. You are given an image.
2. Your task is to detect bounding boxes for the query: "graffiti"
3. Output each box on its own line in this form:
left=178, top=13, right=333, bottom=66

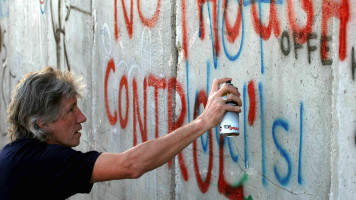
left=0, top=26, right=15, bottom=107
left=104, top=38, right=306, bottom=197
left=178, top=0, right=351, bottom=69
left=0, top=0, right=9, bottom=18
left=198, top=0, right=220, bottom=59
left=114, top=0, right=161, bottom=40
left=167, top=77, right=190, bottom=181
left=50, top=0, right=92, bottom=70
left=218, top=136, right=245, bottom=200
left=132, top=77, right=148, bottom=146
left=272, top=119, right=292, bottom=186
left=223, top=0, right=243, bottom=43
left=280, top=31, right=290, bottom=56
left=321, top=0, right=349, bottom=62
left=258, top=82, right=267, bottom=186
left=253, top=82, right=304, bottom=187
left=137, top=0, right=161, bottom=28
left=186, top=60, right=306, bottom=196
left=104, top=61, right=305, bottom=197
left=298, top=102, right=304, bottom=185
left=193, top=90, right=213, bottom=193
left=105, top=67, right=251, bottom=198
left=279, top=30, right=329, bottom=65
left=181, top=0, right=188, bottom=59
left=0, top=0, right=354, bottom=198
left=104, top=59, right=118, bottom=126
left=247, top=81, right=256, bottom=126
left=117, top=0, right=133, bottom=39
left=251, top=0, right=281, bottom=40
left=100, top=0, right=354, bottom=198
left=39, top=0, right=48, bottom=14
left=0, top=26, right=5, bottom=57
left=286, top=0, right=313, bottom=44
left=102, top=21, right=251, bottom=194
left=148, top=75, right=166, bottom=138
left=1, top=65, right=15, bottom=106
left=222, top=0, right=245, bottom=62
left=101, top=23, right=113, bottom=56
left=242, top=84, right=248, bottom=168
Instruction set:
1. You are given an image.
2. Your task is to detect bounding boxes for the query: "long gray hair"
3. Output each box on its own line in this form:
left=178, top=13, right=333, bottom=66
left=7, top=66, right=85, bottom=142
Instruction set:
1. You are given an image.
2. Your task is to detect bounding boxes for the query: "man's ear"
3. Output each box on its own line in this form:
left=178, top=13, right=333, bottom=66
left=37, top=119, right=48, bottom=129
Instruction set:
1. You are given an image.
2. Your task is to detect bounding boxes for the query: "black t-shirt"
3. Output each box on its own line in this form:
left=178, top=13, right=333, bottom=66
left=0, top=138, right=101, bottom=200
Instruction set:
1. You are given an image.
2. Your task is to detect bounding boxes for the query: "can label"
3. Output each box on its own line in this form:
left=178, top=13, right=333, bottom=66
left=219, top=111, right=240, bottom=137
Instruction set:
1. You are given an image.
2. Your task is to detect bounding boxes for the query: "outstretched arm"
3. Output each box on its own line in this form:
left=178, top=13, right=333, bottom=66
left=90, top=77, right=241, bottom=183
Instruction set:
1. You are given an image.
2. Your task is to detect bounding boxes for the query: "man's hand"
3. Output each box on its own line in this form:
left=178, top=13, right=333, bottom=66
left=198, top=77, right=242, bottom=128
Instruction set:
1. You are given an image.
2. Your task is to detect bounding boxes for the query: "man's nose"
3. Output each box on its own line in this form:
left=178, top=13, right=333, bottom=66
left=76, top=108, right=87, bottom=123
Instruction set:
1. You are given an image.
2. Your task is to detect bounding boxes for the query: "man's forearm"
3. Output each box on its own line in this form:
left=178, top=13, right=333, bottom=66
left=91, top=117, right=211, bottom=182
left=125, top=116, right=209, bottom=176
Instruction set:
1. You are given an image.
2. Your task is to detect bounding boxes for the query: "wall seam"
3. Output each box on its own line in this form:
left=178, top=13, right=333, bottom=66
left=171, top=0, right=178, bottom=199
left=330, top=14, right=340, bottom=200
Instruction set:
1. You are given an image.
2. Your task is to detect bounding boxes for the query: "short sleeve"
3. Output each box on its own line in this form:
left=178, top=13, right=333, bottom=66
left=0, top=139, right=102, bottom=200
left=31, top=144, right=102, bottom=199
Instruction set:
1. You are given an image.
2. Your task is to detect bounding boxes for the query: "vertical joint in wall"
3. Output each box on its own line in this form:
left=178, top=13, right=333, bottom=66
left=170, top=0, right=178, bottom=199
left=329, top=15, right=340, bottom=200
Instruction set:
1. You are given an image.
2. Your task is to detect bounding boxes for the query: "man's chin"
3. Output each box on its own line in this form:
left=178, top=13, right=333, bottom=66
left=71, top=132, right=82, bottom=147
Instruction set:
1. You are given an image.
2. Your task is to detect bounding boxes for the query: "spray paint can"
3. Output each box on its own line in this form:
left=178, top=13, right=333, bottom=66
left=219, top=80, right=240, bottom=137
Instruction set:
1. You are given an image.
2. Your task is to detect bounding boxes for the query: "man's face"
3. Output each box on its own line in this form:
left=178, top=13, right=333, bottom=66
left=45, top=96, right=87, bottom=147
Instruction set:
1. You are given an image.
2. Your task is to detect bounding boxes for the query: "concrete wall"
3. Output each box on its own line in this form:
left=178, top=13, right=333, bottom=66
left=0, top=0, right=355, bottom=199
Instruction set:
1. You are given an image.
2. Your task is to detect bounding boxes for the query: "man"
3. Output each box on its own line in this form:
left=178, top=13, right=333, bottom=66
left=0, top=66, right=241, bottom=199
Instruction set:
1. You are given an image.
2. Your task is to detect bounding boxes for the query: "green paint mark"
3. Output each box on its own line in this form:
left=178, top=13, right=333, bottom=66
left=231, top=173, right=254, bottom=200
left=231, top=173, right=248, bottom=188
left=244, top=195, right=253, bottom=200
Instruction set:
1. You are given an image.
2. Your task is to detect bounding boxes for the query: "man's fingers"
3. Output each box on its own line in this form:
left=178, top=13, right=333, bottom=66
left=226, top=104, right=242, bottom=113
left=225, top=94, right=242, bottom=106
left=216, top=82, right=240, bottom=97
left=211, top=77, right=232, bottom=92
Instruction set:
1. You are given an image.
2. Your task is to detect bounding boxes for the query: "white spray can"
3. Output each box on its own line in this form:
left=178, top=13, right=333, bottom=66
left=219, top=80, right=240, bottom=137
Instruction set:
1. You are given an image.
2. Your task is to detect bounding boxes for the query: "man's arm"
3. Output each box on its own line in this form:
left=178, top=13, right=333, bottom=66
left=90, top=77, right=241, bottom=183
